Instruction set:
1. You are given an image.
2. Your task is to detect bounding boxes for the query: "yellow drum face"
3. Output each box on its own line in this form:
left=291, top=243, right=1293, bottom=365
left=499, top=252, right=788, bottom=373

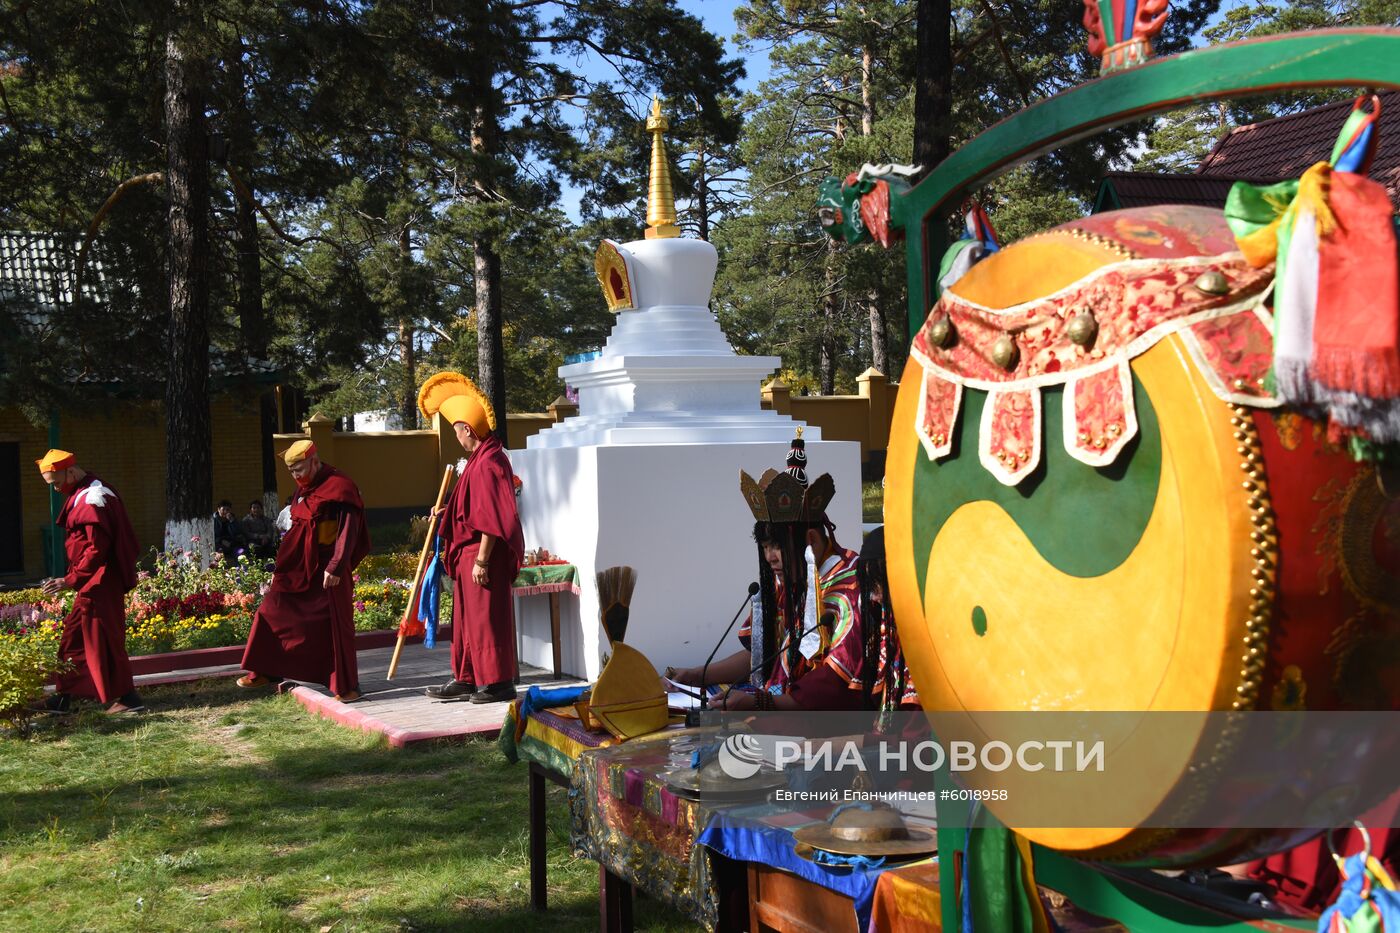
left=887, top=336, right=1262, bottom=857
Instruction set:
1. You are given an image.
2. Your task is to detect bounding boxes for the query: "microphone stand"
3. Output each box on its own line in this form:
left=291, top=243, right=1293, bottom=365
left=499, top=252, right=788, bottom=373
left=714, top=612, right=836, bottom=713
left=685, top=582, right=761, bottom=727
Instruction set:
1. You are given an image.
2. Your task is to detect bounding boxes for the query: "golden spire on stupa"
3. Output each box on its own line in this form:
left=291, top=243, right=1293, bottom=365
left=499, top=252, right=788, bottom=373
left=644, top=95, right=680, bottom=239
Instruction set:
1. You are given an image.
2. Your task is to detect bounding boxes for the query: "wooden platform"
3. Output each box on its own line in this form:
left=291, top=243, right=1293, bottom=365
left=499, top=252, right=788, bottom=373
left=289, top=643, right=582, bottom=747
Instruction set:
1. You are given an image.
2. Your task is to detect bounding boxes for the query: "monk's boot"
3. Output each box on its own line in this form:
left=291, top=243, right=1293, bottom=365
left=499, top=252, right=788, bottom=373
left=425, top=679, right=476, bottom=701
left=30, top=693, right=73, bottom=715
left=334, top=690, right=362, bottom=704
left=469, top=682, right=517, bottom=705
left=105, top=692, right=147, bottom=715
left=236, top=673, right=281, bottom=689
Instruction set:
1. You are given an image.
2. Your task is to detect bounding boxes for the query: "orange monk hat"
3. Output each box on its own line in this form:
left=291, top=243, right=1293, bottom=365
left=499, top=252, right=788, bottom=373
left=418, top=371, right=495, bottom=439
left=282, top=440, right=317, bottom=467
left=35, top=449, right=76, bottom=473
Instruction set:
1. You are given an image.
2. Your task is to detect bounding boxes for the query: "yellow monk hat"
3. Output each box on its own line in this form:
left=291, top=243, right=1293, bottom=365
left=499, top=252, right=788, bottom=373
left=283, top=440, right=317, bottom=467
left=418, top=371, right=495, bottom=439
left=35, top=449, right=76, bottom=473
left=589, top=642, right=669, bottom=741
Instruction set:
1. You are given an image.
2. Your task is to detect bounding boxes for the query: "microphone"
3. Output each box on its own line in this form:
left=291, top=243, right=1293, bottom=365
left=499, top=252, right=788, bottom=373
left=717, top=611, right=836, bottom=712
left=685, top=582, right=760, bottom=727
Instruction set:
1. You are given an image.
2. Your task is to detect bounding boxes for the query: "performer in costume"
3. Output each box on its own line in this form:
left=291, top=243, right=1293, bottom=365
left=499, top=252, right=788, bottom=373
left=34, top=449, right=144, bottom=714
left=418, top=372, right=526, bottom=704
left=858, top=526, right=920, bottom=711
left=668, top=432, right=865, bottom=711
left=238, top=440, right=369, bottom=702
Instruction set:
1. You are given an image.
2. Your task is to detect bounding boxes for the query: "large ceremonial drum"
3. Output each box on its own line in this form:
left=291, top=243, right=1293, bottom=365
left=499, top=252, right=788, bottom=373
left=885, top=205, right=1400, bottom=866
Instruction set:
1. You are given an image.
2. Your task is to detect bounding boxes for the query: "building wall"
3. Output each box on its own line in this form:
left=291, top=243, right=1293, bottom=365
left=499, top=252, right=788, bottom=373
left=4, top=371, right=902, bottom=582
left=270, top=371, right=902, bottom=528
left=0, top=395, right=266, bottom=581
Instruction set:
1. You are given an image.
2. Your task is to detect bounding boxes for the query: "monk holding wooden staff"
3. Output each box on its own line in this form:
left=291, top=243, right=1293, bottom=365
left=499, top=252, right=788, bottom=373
left=418, top=372, right=525, bottom=704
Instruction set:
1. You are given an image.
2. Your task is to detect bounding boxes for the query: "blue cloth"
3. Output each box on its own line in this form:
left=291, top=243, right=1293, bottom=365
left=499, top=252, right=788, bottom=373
left=418, top=534, right=445, bottom=648
left=1335, top=123, right=1375, bottom=174
left=810, top=848, right=885, bottom=870
left=1317, top=852, right=1400, bottom=931
left=690, top=741, right=722, bottom=769
left=517, top=684, right=590, bottom=723
left=698, top=813, right=933, bottom=931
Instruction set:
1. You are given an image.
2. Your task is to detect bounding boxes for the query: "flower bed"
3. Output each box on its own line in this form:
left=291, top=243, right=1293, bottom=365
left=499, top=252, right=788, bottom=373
left=0, top=547, right=447, bottom=661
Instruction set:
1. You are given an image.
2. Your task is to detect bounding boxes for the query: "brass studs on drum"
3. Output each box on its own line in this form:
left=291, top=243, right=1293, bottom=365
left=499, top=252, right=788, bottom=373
left=1230, top=404, right=1277, bottom=711
left=991, top=334, right=1019, bottom=371
left=1067, top=309, right=1098, bottom=348
left=1194, top=270, right=1231, bottom=296
left=927, top=313, right=955, bottom=349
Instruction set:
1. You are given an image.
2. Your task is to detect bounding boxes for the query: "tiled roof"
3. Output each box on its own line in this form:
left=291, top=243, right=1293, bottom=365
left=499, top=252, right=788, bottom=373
left=1198, top=90, right=1400, bottom=209
left=1094, top=172, right=1268, bottom=212
left=0, top=230, right=280, bottom=386
left=0, top=231, right=108, bottom=325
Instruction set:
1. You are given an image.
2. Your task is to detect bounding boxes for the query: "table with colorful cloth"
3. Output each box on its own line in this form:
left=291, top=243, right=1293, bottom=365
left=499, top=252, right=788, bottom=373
left=509, top=562, right=580, bottom=678
left=569, top=731, right=946, bottom=932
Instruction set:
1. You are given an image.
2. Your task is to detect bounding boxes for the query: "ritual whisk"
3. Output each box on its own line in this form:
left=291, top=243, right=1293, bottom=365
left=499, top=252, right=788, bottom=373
left=596, top=566, right=637, bottom=645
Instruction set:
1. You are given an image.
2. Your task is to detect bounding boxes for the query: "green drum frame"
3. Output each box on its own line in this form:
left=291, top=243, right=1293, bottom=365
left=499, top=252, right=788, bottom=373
left=872, top=26, right=1400, bottom=931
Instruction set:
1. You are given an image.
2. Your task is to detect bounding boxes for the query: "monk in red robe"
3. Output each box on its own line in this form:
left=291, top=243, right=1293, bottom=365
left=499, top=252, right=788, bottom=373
left=35, top=449, right=144, bottom=714
left=238, top=440, right=370, bottom=702
left=418, top=372, right=525, bottom=704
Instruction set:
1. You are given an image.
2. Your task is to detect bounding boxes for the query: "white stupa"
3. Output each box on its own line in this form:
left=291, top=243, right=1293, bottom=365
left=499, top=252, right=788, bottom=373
left=509, top=99, right=861, bottom=680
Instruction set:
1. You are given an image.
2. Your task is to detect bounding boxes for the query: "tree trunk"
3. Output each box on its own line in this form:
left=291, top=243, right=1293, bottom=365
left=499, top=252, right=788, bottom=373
left=397, top=320, right=416, bottom=430
left=225, top=38, right=265, bottom=360
left=859, top=40, right=886, bottom=374
left=474, top=239, right=506, bottom=440
left=471, top=107, right=508, bottom=441
left=221, top=37, right=277, bottom=496
left=696, top=129, right=710, bottom=242
left=820, top=239, right=841, bottom=395
left=868, top=290, right=887, bottom=374
left=397, top=225, right=418, bottom=430
left=860, top=46, right=875, bottom=137
left=163, top=9, right=212, bottom=543
left=913, top=0, right=953, bottom=177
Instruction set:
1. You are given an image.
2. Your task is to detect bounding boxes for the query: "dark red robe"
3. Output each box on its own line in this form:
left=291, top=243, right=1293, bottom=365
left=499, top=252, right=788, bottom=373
left=53, top=473, right=140, bottom=703
left=441, top=435, right=525, bottom=687
left=241, top=465, right=369, bottom=694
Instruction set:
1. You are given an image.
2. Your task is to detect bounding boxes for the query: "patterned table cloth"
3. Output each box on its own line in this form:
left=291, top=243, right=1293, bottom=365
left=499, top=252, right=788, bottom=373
left=569, top=730, right=940, bottom=932
left=510, top=561, right=580, bottom=596
left=501, top=710, right=947, bottom=932
left=498, top=706, right=615, bottom=780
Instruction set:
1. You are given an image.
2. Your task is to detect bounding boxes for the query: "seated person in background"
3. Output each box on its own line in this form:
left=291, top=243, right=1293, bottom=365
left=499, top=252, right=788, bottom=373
left=214, top=499, right=246, bottom=563
left=667, top=431, right=863, bottom=711
left=859, top=526, right=921, bottom=711
left=241, top=499, right=277, bottom=559
left=275, top=494, right=293, bottom=535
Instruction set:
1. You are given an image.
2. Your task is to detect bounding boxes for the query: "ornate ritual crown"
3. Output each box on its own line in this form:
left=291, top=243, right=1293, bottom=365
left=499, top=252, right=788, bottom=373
left=740, top=429, right=836, bottom=523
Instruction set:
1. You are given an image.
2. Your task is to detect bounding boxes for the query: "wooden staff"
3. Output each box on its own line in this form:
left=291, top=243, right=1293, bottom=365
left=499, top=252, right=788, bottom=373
left=387, top=463, right=456, bottom=680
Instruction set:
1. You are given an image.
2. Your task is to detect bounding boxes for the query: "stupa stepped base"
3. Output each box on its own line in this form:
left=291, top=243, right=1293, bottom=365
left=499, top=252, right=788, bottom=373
left=596, top=305, right=742, bottom=357
left=527, top=408, right=807, bottom=448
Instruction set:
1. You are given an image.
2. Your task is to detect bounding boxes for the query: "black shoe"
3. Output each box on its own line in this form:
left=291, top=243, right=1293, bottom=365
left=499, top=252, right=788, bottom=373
left=425, top=679, right=476, bottom=701
left=30, top=693, right=73, bottom=715
left=105, top=692, right=147, bottom=715
left=469, top=682, right=516, bottom=704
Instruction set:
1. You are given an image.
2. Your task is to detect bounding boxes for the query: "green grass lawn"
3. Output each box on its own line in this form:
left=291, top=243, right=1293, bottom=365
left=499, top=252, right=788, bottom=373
left=0, top=681, right=699, bottom=933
